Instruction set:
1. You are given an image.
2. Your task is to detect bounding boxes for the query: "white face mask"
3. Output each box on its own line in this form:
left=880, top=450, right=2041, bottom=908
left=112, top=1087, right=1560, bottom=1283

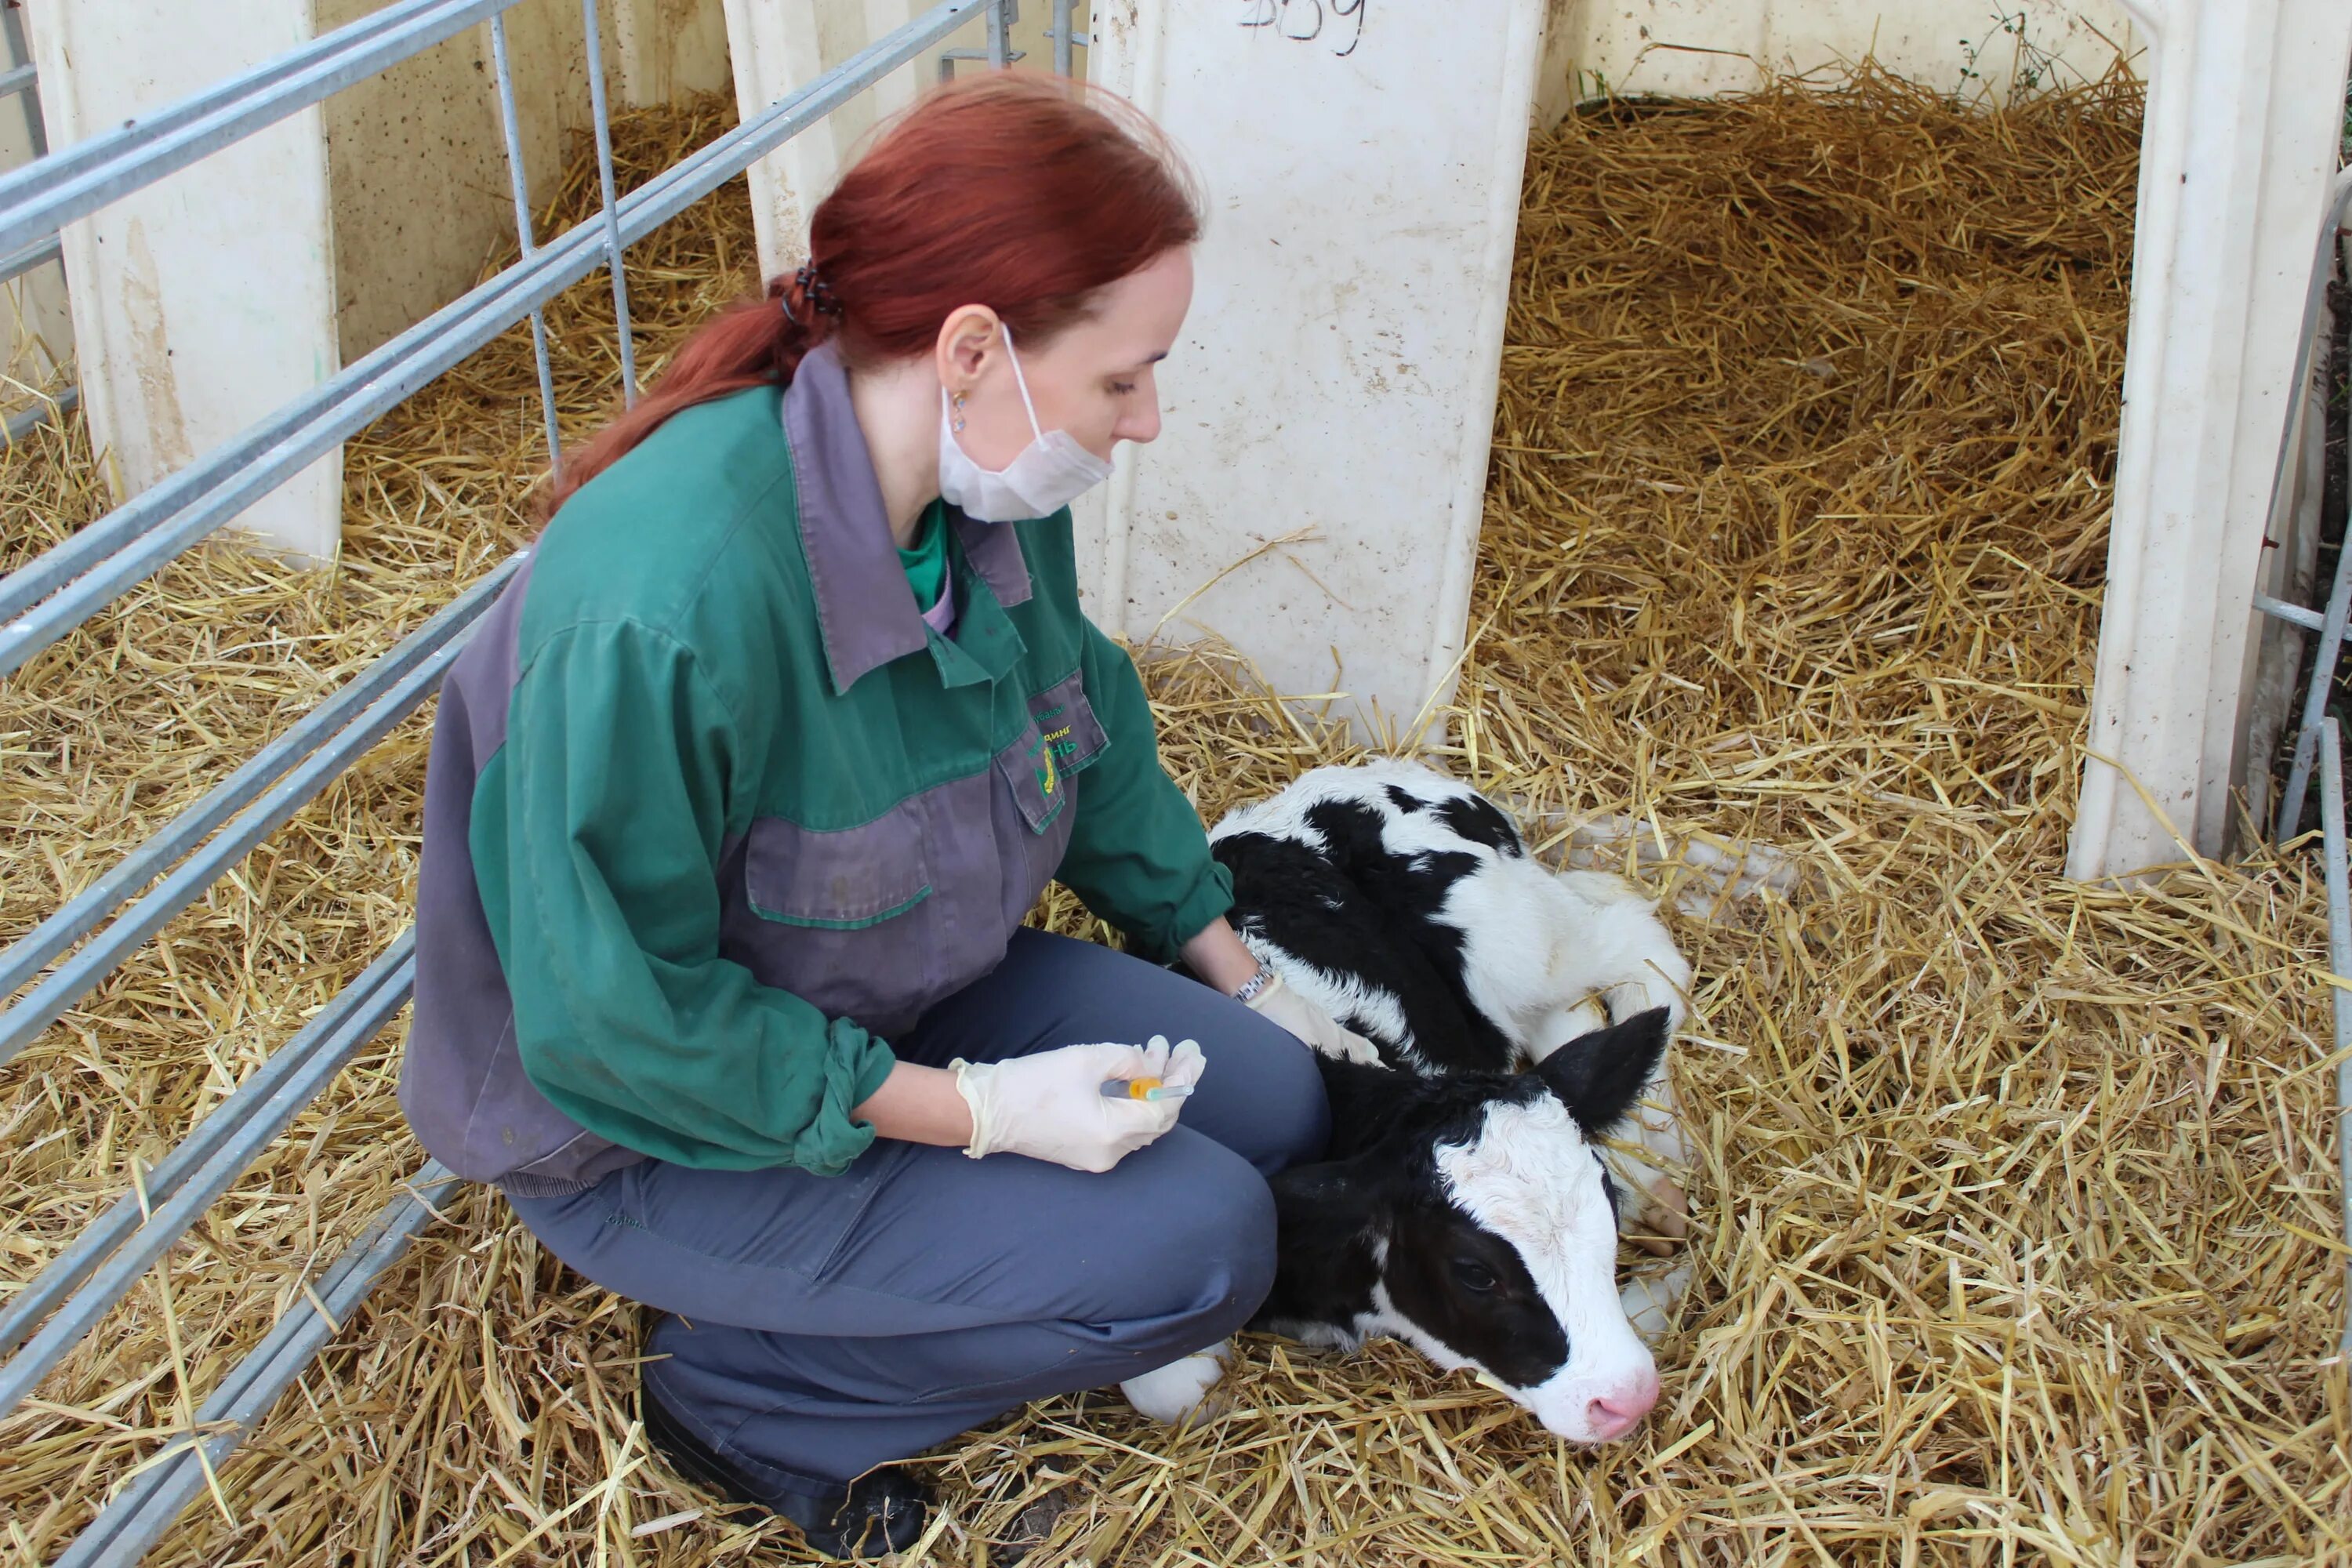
left=938, top=322, right=1115, bottom=523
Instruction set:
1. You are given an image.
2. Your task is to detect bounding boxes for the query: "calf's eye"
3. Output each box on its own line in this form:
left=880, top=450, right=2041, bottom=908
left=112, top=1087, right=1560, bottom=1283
left=1452, top=1259, right=1499, bottom=1294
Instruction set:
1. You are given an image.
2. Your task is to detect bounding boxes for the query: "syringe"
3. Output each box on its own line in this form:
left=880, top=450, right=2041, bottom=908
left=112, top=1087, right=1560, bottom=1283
left=1100, top=1076, right=1194, bottom=1102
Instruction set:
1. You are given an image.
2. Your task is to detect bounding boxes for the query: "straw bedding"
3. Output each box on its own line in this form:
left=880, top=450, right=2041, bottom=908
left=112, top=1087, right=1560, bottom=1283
left=5, top=68, right=2350, bottom=1567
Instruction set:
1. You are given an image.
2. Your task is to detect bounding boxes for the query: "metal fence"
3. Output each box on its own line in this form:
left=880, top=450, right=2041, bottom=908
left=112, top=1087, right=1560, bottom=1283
left=0, top=0, right=72, bottom=446
left=2252, top=164, right=2352, bottom=1352
left=0, top=2, right=1042, bottom=1560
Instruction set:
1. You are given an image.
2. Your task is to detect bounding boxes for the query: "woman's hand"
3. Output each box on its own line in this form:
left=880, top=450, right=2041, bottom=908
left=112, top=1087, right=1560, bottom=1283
left=1182, top=917, right=1381, bottom=1062
left=852, top=1039, right=1207, bottom=1171
left=952, top=1036, right=1205, bottom=1171
left=1245, top=971, right=1382, bottom=1064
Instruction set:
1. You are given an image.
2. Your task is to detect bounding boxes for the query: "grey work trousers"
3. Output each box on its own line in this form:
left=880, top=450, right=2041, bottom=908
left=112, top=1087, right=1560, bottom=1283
left=504, top=930, right=1330, bottom=1489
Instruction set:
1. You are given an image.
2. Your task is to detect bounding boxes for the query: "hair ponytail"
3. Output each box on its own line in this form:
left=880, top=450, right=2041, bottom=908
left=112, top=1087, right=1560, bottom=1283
left=539, top=74, right=1200, bottom=521
left=540, top=273, right=827, bottom=516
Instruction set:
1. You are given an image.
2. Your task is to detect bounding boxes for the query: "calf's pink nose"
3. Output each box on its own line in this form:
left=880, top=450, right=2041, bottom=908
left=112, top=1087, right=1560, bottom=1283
left=1587, top=1370, right=1661, bottom=1439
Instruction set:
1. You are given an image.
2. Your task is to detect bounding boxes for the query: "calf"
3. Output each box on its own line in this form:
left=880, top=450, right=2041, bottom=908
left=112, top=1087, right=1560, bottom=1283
left=1211, top=760, right=1695, bottom=1444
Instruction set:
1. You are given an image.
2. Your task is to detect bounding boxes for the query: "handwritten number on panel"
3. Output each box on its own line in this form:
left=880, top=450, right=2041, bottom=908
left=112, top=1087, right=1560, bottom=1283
left=1240, top=0, right=1366, bottom=57
left=1330, top=0, right=1365, bottom=56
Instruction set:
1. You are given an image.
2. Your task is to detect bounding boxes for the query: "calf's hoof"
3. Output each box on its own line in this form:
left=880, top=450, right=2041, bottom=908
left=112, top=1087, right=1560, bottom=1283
left=1120, top=1341, right=1232, bottom=1425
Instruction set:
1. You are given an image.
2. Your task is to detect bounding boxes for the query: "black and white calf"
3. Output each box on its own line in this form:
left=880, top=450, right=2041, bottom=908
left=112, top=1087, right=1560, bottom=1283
left=1215, top=760, right=1695, bottom=1444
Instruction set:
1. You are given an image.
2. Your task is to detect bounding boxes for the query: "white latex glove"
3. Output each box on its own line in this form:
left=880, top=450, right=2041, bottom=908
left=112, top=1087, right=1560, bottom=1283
left=951, top=1036, right=1206, bottom=1173
left=1247, top=971, right=1383, bottom=1065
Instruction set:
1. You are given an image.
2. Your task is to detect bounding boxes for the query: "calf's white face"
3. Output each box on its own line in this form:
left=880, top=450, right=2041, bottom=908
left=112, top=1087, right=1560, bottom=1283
left=1259, top=1010, right=1678, bottom=1446
left=1426, top=1097, right=1658, bottom=1442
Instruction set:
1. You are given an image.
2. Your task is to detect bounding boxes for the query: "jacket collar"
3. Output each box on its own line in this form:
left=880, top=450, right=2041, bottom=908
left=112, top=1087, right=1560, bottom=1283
left=782, top=343, right=1033, bottom=695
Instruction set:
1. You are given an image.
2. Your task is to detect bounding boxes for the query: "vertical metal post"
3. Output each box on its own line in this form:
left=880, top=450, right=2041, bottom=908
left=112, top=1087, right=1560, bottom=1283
left=580, top=0, right=638, bottom=406
left=2320, top=720, right=2352, bottom=1355
left=2, top=2, right=73, bottom=449
left=2279, top=375, right=2352, bottom=843
left=488, top=13, right=562, bottom=467
left=1, top=2, right=46, bottom=158
left=2273, top=211, right=2352, bottom=845
left=1051, top=0, right=1073, bottom=76
left=985, top=0, right=1013, bottom=68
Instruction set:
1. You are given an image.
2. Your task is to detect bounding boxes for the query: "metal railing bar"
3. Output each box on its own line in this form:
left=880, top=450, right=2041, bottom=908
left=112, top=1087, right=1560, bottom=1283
left=2322, top=719, right=2352, bottom=1356
left=0, top=631, right=466, bottom=1065
left=0, top=382, right=72, bottom=447
left=0, top=0, right=527, bottom=260
left=18, top=0, right=430, bottom=170
left=0, top=556, right=517, bottom=1001
left=2256, top=592, right=2328, bottom=633
left=0, top=15, right=524, bottom=630
left=0, top=60, right=31, bottom=100
left=53, top=1159, right=456, bottom=1568
left=937, top=49, right=992, bottom=82
left=0, top=944, right=416, bottom=1414
left=2275, top=524, right=2352, bottom=841
left=2266, top=167, right=2352, bottom=842
left=488, top=13, right=562, bottom=466
left=0, top=251, right=526, bottom=678
left=0, top=387, right=296, bottom=626
left=0, top=7, right=490, bottom=619
left=0, top=229, right=58, bottom=285
left=580, top=0, right=639, bottom=407
left=0, top=934, right=411, bottom=1360
left=1049, top=0, right=1083, bottom=76
left=0, top=0, right=984, bottom=680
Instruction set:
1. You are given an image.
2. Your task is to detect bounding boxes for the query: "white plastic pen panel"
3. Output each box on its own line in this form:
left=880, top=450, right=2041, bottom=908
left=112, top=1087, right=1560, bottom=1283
left=1083, top=2, right=1544, bottom=744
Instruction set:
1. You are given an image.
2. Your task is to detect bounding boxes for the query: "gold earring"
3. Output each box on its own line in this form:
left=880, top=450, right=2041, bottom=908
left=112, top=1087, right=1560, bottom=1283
left=951, top=391, right=967, bottom=433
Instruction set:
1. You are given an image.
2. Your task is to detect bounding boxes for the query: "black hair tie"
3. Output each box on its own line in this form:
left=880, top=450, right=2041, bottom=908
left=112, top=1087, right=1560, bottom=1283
left=789, top=260, right=844, bottom=323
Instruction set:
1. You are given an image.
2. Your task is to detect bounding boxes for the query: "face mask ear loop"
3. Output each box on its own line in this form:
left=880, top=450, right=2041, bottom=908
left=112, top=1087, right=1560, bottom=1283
left=997, top=321, right=1047, bottom=441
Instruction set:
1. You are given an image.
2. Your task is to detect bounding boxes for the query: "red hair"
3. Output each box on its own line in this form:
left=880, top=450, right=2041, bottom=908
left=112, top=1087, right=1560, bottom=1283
left=543, top=74, right=1202, bottom=515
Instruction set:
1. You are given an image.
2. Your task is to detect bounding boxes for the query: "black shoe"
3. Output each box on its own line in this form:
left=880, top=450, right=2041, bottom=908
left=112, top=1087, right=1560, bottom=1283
left=641, top=1377, right=931, bottom=1559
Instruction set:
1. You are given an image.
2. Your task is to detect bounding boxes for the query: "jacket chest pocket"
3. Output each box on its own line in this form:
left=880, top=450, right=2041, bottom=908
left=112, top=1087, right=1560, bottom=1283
left=731, top=801, right=938, bottom=1036
left=745, top=801, right=933, bottom=927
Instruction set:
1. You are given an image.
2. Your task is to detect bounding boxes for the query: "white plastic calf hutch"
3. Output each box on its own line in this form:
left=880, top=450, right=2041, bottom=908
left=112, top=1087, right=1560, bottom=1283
left=1081, top=0, right=2352, bottom=887
left=3, top=0, right=2352, bottom=1558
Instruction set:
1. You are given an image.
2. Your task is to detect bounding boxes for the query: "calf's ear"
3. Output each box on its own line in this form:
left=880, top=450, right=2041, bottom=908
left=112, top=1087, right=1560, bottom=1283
left=1533, top=1007, right=1672, bottom=1134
